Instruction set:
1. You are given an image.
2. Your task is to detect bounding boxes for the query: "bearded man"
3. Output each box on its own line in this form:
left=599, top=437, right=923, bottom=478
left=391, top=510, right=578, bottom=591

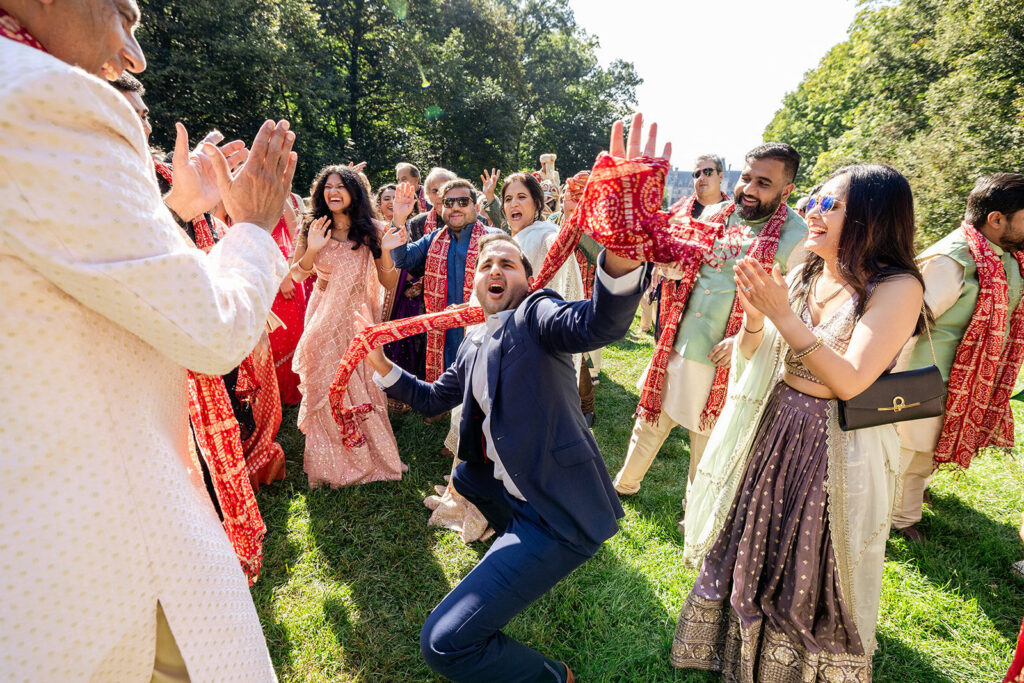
left=893, top=173, right=1024, bottom=541
left=0, top=1, right=295, bottom=679
left=613, top=143, right=807, bottom=512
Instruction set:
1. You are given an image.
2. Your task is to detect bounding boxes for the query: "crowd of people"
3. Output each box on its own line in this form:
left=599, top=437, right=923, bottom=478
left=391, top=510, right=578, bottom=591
left=3, top=3, right=1024, bottom=683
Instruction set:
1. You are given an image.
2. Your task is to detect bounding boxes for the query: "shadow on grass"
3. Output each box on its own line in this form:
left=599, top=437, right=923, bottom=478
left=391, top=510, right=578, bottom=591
left=886, top=492, right=1024, bottom=642
left=873, top=632, right=957, bottom=683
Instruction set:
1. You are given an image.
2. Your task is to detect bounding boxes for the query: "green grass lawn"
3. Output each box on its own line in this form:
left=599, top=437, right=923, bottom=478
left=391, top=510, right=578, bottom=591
left=252, top=314, right=1024, bottom=682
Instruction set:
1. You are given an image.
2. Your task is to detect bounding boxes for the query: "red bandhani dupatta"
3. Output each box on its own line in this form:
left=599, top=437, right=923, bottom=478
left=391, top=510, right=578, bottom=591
left=635, top=190, right=731, bottom=423
left=423, top=220, right=487, bottom=381
left=0, top=10, right=45, bottom=51
left=328, top=153, right=738, bottom=447
left=933, top=222, right=1024, bottom=469
left=424, top=207, right=440, bottom=234
left=696, top=200, right=787, bottom=431
left=156, top=159, right=266, bottom=583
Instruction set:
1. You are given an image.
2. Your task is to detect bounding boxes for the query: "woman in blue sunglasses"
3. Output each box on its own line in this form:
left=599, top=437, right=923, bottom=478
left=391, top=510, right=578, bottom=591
left=674, top=164, right=927, bottom=681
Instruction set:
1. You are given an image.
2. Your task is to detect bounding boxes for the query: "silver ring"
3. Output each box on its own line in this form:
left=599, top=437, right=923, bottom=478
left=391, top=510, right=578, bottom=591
left=743, top=286, right=754, bottom=292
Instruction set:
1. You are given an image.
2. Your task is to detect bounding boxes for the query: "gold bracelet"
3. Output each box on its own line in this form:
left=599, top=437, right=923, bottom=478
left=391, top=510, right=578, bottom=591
left=792, top=337, right=824, bottom=361
left=379, top=263, right=397, bottom=273
left=293, top=261, right=314, bottom=276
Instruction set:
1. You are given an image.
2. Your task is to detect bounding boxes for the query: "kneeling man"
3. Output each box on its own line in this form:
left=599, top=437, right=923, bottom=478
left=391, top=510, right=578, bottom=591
left=360, top=232, right=648, bottom=682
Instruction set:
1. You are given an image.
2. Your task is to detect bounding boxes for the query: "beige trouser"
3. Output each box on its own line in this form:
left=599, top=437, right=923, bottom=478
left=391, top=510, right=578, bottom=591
left=152, top=602, right=190, bottom=683
left=639, top=296, right=656, bottom=332
left=613, top=413, right=709, bottom=495
left=891, top=447, right=937, bottom=529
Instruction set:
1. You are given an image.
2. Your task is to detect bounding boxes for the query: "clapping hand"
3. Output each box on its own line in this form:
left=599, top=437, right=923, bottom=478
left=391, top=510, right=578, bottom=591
left=480, top=168, right=501, bottom=204
left=733, top=257, right=789, bottom=323
left=381, top=221, right=408, bottom=251
left=204, top=119, right=298, bottom=230
left=163, top=123, right=249, bottom=222
left=392, top=182, right=418, bottom=226
left=306, top=216, right=332, bottom=252
left=347, top=161, right=368, bottom=174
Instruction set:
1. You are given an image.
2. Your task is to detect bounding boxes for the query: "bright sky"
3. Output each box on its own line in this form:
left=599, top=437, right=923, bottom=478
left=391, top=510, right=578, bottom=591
left=567, top=0, right=862, bottom=173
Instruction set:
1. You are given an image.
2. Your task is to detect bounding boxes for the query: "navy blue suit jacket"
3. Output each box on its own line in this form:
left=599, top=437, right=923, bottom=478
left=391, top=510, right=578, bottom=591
left=384, top=259, right=652, bottom=555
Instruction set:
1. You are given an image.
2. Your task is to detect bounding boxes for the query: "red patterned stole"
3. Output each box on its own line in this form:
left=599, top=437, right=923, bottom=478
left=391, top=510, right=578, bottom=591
left=934, top=222, right=1024, bottom=469
left=328, top=153, right=731, bottom=447
left=422, top=221, right=486, bottom=381
left=0, top=10, right=46, bottom=52
left=635, top=191, right=732, bottom=423
left=156, top=160, right=266, bottom=583
left=696, top=201, right=787, bottom=431
left=424, top=207, right=440, bottom=234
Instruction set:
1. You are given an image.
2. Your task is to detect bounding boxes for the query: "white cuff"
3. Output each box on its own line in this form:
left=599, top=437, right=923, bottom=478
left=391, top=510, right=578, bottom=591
left=373, top=363, right=402, bottom=389
left=595, top=252, right=644, bottom=294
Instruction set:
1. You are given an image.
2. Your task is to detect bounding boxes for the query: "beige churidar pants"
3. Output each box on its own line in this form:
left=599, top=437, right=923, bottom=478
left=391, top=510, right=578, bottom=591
left=892, top=447, right=936, bottom=529
left=613, top=414, right=709, bottom=495
left=152, top=603, right=190, bottom=683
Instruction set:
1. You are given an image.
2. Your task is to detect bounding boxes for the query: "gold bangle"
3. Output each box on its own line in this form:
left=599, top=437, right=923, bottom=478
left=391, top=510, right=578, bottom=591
left=293, top=261, right=314, bottom=276
left=792, top=337, right=824, bottom=361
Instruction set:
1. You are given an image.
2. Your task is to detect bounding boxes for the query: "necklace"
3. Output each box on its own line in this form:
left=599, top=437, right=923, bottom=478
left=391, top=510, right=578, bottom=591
left=811, top=273, right=847, bottom=307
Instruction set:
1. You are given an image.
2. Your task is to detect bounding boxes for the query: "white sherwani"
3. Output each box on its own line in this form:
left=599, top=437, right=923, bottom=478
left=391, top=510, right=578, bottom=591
left=0, top=41, right=285, bottom=681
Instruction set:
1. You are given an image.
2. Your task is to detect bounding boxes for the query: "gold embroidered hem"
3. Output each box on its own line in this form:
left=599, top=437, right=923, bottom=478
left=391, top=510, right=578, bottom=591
left=670, top=594, right=872, bottom=682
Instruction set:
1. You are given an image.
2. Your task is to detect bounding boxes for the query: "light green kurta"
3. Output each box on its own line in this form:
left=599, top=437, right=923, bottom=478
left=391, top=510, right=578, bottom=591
left=673, top=202, right=807, bottom=362
left=906, top=227, right=1024, bottom=379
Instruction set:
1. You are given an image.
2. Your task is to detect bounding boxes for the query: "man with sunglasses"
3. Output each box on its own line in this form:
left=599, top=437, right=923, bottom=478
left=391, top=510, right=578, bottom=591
left=614, top=143, right=807, bottom=514
left=387, top=178, right=503, bottom=379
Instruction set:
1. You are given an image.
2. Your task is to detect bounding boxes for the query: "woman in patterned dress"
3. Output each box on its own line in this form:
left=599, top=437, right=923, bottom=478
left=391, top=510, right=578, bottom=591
left=673, top=165, right=927, bottom=681
left=291, top=166, right=404, bottom=488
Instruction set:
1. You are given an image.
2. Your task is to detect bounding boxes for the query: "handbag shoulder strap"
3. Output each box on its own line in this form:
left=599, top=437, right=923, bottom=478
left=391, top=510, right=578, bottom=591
left=921, top=303, right=938, bottom=366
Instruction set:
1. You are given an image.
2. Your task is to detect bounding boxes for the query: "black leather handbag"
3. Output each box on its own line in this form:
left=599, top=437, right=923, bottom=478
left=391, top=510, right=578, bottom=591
left=837, top=309, right=946, bottom=431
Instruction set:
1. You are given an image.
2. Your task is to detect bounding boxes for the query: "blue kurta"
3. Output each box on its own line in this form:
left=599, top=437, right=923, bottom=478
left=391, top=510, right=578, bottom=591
left=391, top=224, right=502, bottom=368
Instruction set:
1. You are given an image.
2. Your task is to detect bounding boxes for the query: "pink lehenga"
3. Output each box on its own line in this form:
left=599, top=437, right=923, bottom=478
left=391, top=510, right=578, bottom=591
left=293, top=238, right=404, bottom=488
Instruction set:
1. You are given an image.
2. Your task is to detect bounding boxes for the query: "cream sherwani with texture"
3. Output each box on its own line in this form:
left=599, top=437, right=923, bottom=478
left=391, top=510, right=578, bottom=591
left=0, top=41, right=285, bottom=681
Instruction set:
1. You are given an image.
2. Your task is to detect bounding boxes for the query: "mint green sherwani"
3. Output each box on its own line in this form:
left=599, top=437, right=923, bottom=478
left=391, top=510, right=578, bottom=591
left=659, top=202, right=808, bottom=432
left=893, top=226, right=1023, bottom=528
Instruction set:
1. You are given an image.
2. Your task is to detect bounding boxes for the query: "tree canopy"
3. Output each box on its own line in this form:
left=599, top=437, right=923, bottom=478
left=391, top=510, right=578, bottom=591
left=136, top=0, right=640, bottom=193
left=763, top=0, right=1024, bottom=245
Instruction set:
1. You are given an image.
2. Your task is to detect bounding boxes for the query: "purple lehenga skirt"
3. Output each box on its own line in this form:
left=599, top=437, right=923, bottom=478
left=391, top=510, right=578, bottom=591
left=384, top=269, right=426, bottom=380
left=671, top=381, right=872, bottom=682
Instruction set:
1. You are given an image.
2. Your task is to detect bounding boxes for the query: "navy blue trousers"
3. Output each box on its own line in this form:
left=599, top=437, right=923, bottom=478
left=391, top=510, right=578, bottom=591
left=419, top=461, right=590, bottom=682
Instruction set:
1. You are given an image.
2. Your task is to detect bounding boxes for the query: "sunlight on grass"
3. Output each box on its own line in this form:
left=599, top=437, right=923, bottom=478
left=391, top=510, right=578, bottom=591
left=252, top=311, right=1024, bottom=682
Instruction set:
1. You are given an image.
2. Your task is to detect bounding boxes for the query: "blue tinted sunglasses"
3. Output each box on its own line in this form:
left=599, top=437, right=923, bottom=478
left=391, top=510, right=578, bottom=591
left=806, top=194, right=844, bottom=213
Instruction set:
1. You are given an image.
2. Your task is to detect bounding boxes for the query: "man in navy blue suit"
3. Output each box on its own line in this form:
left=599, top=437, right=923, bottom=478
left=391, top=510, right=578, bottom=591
left=361, top=232, right=649, bottom=681
left=363, top=114, right=665, bottom=682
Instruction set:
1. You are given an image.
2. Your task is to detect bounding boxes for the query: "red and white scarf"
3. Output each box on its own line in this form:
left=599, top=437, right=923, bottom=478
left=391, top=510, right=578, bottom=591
left=0, top=9, right=45, bottom=52
left=424, top=207, right=440, bottom=234
left=637, top=199, right=787, bottom=428
left=934, top=222, right=1024, bottom=469
left=423, top=221, right=487, bottom=380
left=669, top=190, right=730, bottom=221
left=329, top=153, right=731, bottom=448
left=697, top=201, right=787, bottom=431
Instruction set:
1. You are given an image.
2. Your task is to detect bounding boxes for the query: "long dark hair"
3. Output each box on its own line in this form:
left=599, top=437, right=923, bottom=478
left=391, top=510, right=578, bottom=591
left=800, top=164, right=927, bottom=333
left=299, top=165, right=381, bottom=258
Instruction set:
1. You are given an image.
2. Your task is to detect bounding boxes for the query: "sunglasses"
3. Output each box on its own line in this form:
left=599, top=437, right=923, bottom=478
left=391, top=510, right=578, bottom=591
left=806, top=194, right=845, bottom=213
left=442, top=197, right=473, bottom=208
left=692, top=168, right=716, bottom=179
